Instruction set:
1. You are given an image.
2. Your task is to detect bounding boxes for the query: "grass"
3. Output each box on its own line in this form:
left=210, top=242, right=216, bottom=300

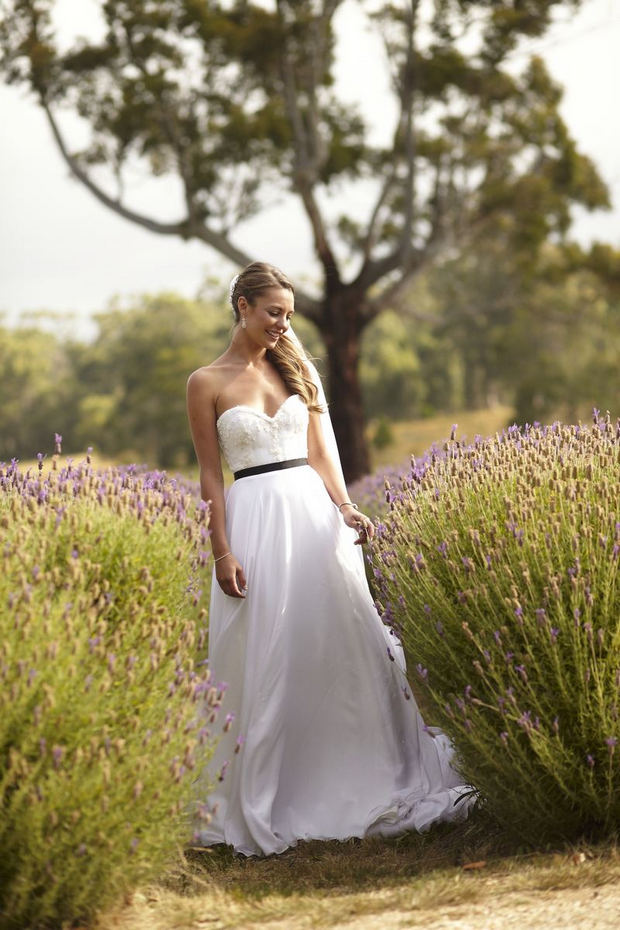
left=95, top=818, right=620, bottom=930
left=368, top=405, right=514, bottom=469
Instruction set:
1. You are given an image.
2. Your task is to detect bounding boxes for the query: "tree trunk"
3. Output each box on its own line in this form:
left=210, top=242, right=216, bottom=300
left=319, top=288, right=371, bottom=484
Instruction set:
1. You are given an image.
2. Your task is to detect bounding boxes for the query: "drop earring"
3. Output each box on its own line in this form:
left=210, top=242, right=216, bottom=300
left=241, top=317, right=247, bottom=329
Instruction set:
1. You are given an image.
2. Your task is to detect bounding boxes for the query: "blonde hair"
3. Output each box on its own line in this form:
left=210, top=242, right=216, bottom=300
left=231, top=262, right=322, bottom=413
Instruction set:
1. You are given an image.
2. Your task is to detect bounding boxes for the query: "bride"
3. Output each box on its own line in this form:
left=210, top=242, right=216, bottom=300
left=186, top=261, right=473, bottom=857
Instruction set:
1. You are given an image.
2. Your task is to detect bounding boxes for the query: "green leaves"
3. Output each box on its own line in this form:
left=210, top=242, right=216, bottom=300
left=0, top=458, right=219, bottom=928
left=372, top=416, right=620, bottom=843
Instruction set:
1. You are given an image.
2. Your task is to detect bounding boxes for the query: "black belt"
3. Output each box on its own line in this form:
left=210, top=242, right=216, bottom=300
left=234, top=457, right=308, bottom=480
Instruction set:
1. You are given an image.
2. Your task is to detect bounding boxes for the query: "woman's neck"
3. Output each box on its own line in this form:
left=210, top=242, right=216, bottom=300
left=227, top=330, right=268, bottom=368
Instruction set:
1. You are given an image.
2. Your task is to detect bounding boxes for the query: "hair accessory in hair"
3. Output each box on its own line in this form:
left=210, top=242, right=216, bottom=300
left=229, top=274, right=240, bottom=300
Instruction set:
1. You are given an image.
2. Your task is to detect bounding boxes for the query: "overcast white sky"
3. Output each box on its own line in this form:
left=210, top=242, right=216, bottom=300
left=1, top=0, right=619, bottom=334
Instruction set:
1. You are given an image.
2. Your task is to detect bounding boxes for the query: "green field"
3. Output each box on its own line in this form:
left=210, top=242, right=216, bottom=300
left=367, top=406, right=514, bottom=469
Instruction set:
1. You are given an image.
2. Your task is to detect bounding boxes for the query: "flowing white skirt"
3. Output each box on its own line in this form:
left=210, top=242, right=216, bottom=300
left=196, top=465, right=472, bottom=856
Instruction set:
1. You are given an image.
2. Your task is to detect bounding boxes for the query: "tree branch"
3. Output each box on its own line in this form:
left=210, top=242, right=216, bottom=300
left=277, top=1, right=341, bottom=287
left=121, top=21, right=200, bottom=229
left=356, top=1, right=418, bottom=290
left=353, top=247, right=406, bottom=294
left=359, top=171, right=396, bottom=264
left=42, top=100, right=255, bottom=267
left=42, top=101, right=322, bottom=317
left=399, top=1, right=418, bottom=265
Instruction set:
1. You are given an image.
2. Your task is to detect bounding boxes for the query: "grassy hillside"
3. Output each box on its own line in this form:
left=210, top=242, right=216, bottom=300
left=368, top=406, right=514, bottom=469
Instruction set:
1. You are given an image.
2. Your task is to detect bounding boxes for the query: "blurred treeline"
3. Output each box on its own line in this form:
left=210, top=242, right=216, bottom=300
left=1, top=238, right=619, bottom=468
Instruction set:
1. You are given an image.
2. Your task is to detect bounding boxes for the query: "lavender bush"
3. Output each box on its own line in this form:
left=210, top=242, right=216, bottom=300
left=0, top=449, right=222, bottom=929
left=371, top=413, right=619, bottom=844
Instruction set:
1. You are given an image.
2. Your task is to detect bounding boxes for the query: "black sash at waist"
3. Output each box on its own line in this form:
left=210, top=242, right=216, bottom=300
left=233, top=457, right=308, bottom=481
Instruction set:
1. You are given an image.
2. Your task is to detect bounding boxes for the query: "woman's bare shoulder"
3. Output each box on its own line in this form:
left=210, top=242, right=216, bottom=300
left=187, top=356, right=232, bottom=398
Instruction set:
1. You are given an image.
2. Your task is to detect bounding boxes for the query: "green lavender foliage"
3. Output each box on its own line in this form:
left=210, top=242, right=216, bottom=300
left=0, top=456, right=221, bottom=929
left=372, top=415, right=620, bottom=844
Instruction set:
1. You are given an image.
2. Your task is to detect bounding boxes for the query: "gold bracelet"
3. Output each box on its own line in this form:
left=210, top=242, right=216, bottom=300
left=213, top=551, right=231, bottom=563
left=337, top=501, right=359, bottom=512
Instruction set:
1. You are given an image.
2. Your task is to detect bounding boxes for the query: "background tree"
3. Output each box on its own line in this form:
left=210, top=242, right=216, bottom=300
left=0, top=318, right=76, bottom=460
left=422, top=224, right=620, bottom=425
left=0, top=0, right=608, bottom=478
left=1, top=253, right=617, bottom=465
left=0, top=293, right=325, bottom=466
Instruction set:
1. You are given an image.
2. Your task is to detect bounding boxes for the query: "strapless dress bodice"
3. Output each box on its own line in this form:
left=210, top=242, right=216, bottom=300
left=216, top=394, right=309, bottom=474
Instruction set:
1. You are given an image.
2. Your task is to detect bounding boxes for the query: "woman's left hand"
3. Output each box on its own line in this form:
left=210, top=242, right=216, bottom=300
left=341, top=505, right=375, bottom=545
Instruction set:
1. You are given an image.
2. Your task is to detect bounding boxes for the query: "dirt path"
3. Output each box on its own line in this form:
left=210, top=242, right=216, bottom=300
left=111, top=876, right=620, bottom=930
left=101, top=841, right=620, bottom=930
left=327, top=882, right=620, bottom=930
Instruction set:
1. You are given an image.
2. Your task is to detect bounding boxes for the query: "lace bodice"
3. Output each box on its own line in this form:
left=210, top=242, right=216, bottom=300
left=216, top=394, right=309, bottom=473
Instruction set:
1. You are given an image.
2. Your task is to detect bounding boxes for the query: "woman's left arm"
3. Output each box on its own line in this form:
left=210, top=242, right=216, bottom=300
left=307, top=411, right=375, bottom=544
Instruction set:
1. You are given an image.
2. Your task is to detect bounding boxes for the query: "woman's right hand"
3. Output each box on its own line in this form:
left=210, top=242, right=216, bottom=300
left=215, top=553, right=247, bottom=598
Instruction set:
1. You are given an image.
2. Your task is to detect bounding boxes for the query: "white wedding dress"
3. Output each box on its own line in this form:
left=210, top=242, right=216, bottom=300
left=196, top=394, right=473, bottom=856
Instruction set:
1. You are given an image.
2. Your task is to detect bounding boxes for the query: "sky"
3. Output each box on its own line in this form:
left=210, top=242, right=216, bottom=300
left=1, top=0, right=619, bottom=335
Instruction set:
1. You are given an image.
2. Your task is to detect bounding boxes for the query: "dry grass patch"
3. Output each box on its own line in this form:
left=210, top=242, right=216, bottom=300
left=94, top=817, right=620, bottom=930
left=368, top=406, right=513, bottom=468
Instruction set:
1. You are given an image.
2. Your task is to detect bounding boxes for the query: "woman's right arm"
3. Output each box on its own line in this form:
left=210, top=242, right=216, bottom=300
left=186, top=369, right=247, bottom=599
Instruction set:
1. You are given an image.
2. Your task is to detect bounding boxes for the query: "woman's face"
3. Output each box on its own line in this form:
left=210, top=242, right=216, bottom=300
left=240, top=287, right=295, bottom=348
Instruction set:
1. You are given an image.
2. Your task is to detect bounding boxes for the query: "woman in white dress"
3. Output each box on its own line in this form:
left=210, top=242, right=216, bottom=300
left=186, top=262, right=473, bottom=857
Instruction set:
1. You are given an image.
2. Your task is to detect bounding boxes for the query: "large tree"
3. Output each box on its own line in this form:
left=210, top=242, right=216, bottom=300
left=0, top=0, right=607, bottom=479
